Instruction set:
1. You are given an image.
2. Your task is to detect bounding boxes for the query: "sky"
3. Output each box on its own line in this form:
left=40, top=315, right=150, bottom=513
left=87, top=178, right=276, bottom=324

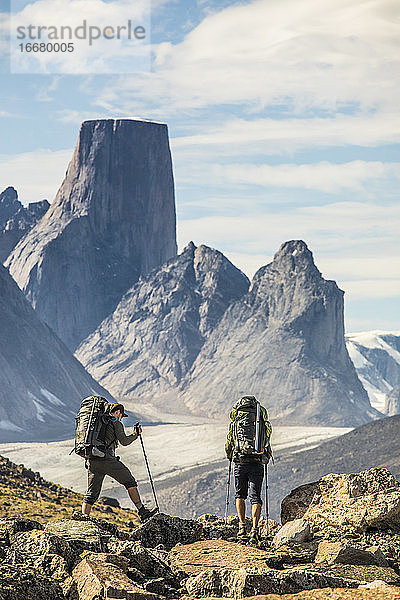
left=0, top=0, right=399, bottom=333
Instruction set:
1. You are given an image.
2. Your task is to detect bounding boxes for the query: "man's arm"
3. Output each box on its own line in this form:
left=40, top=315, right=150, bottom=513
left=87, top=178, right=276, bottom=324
left=114, top=420, right=138, bottom=446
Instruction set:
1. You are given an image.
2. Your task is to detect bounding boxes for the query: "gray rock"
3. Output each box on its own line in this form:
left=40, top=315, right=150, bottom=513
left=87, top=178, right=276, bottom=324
left=107, top=539, right=176, bottom=581
left=44, top=519, right=108, bottom=554
left=0, top=563, right=65, bottom=600
left=315, top=541, right=389, bottom=566
left=0, top=187, right=49, bottom=262
left=76, top=242, right=249, bottom=399
left=181, top=240, right=378, bottom=425
left=273, top=518, right=312, bottom=546
left=10, top=530, right=74, bottom=567
left=281, top=467, right=400, bottom=534
left=0, top=263, right=112, bottom=441
left=6, top=119, right=177, bottom=351
left=129, top=512, right=203, bottom=550
left=185, top=566, right=358, bottom=597
left=385, top=385, right=400, bottom=416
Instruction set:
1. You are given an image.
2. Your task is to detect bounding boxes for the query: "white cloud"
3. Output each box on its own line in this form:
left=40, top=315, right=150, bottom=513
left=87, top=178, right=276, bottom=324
left=97, top=0, right=400, bottom=114
left=177, top=201, right=400, bottom=286
left=171, top=112, right=400, bottom=156
left=194, top=161, right=400, bottom=194
left=0, top=149, right=72, bottom=204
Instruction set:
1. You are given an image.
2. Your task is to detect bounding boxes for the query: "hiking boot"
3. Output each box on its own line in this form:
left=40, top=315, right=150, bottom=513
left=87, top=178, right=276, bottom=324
left=249, top=527, right=260, bottom=544
left=138, top=506, right=159, bottom=523
left=237, top=524, right=247, bottom=539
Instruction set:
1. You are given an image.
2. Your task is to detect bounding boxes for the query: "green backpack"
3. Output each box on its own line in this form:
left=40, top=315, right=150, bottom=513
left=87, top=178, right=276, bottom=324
left=231, top=396, right=271, bottom=463
left=74, top=396, right=114, bottom=458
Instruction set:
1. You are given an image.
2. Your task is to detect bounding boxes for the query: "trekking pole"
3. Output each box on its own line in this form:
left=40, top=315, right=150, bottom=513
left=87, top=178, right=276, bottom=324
left=224, top=459, right=232, bottom=525
left=265, top=463, right=269, bottom=538
left=136, top=423, right=159, bottom=512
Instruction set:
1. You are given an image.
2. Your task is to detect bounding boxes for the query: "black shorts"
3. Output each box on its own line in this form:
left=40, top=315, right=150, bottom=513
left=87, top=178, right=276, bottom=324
left=234, top=462, right=264, bottom=505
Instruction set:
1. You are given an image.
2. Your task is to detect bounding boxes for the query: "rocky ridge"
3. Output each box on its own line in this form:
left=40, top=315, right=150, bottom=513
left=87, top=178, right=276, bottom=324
left=0, top=262, right=112, bottom=442
left=180, top=240, right=376, bottom=425
left=1, top=464, right=400, bottom=599
left=76, top=242, right=249, bottom=399
left=6, top=119, right=177, bottom=350
left=346, top=331, right=400, bottom=415
left=0, top=186, right=49, bottom=262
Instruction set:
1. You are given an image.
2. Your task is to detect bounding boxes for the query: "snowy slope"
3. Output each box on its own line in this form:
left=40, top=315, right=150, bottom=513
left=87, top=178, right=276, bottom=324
left=346, top=331, right=400, bottom=414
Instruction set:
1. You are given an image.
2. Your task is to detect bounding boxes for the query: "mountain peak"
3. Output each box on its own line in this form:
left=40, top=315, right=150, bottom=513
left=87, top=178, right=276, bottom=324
left=6, top=119, right=177, bottom=350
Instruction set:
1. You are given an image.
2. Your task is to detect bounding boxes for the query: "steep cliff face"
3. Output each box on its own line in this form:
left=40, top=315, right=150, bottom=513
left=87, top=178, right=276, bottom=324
left=346, top=331, right=400, bottom=414
left=0, top=263, right=112, bottom=442
left=75, top=243, right=249, bottom=399
left=0, top=187, right=49, bottom=262
left=6, top=119, right=177, bottom=350
left=181, top=240, right=377, bottom=426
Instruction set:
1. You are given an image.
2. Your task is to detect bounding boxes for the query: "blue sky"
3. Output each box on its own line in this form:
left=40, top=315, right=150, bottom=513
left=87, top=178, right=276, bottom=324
left=0, top=0, right=399, bottom=333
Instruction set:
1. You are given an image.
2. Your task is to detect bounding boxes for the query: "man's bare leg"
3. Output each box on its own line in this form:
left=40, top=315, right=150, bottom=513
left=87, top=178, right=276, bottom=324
left=127, top=486, right=141, bottom=505
left=236, top=498, right=246, bottom=524
left=82, top=502, right=92, bottom=515
left=252, top=503, right=261, bottom=529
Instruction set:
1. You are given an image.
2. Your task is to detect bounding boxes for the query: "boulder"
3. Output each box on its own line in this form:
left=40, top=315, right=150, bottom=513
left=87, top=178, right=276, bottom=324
left=273, top=519, right=312, bottom=546
left=309, top=563, right=400, bottom=585
left=169, top=539, right=272, bottom=576
left=10, top=529, right=74, bottom=567
left=281, top=482, right=319, bottom=525
left=129, top=512, right=203, bottom=550
left=0, top=517, right=42, bottom=544
left=44, top=519, right=108, bottom=554
left=281, top=468, right=400, bottom=533
left=185, top=566, right=358, bottom=597
left=0, top=563, right=64, bottom=600
left=264, top=543, right=318, bottom=568
left=198, top=514, right=239, bottom=541
left=98, top=496, right=120, bottom=508
left=108, top=539, right=177, bottom=581
left=72, top=553, right=160, bottom=600
left=315, top=541, right=389, bottom=566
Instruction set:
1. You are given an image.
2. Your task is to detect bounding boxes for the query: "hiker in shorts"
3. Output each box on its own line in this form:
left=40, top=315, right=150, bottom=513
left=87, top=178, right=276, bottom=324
left=81, top=403, right=158, bottom=522
left=225, top=395, right=272, bottom=544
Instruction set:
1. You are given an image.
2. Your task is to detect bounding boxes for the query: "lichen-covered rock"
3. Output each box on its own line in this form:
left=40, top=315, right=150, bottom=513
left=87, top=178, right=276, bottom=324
left=264, top=542, right=318, bottom=568
left=44, top=519, right=108, bottom=554
left=0, top=517, right=42, bottom=543
left=315, top=541, right=389, bottom=566
left=72, top=553, right=160, bottom=600
left=273, top=519, right=312, bottom=547
left=309, top=563, right=400, bottom=585
left=281, top=468, right=400, bottom=533
left=108, top=539, right=177, bottom=581
left=130, top=512, right=203, bottom=550
left=10, top=529, right=74, bottom=567
left=197, top=514, right=239, bottom=540
left=0, top=563, right=64, bottom=600
left=185, top=566, right=358, bottom=597
left=169, top=539, right=271, bottom=576
left=281, top=482, right=319, bottom=525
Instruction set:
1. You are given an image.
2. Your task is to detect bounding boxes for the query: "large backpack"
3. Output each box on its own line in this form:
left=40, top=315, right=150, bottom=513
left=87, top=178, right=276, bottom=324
left=74, top=396, right=114, bottom=458
left=231, top=396, right=271, bottom=463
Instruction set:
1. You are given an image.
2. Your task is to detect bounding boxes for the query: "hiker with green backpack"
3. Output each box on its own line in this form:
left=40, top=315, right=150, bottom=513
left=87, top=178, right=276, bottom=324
left=75, top=397, right=158, bottom=523
left=225, top=395, right=272, bottom=544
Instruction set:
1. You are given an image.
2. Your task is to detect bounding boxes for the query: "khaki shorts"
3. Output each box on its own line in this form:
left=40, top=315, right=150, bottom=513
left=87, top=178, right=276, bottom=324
left=84, top=457, right=137, bottom=505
